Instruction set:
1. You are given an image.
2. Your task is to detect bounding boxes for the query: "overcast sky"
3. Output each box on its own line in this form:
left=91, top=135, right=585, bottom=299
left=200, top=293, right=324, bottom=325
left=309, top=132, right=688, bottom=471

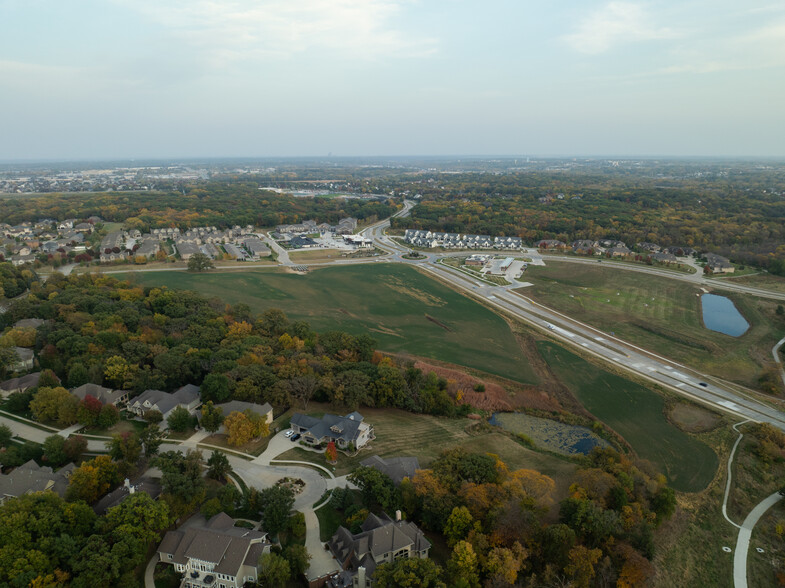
left=2, top=0, right=784, bottom=160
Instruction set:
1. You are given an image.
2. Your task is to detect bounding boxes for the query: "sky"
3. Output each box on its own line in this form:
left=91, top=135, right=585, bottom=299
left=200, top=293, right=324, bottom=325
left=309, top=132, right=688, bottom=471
left=1, top=0, right=784, bottom=160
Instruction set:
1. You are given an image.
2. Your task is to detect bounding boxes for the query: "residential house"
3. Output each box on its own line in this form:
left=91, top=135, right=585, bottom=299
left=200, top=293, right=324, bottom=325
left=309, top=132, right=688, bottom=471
left=664, top=246, right=697, bottom=257
left=10, top=347, right=34, bottom=372
left=202, top=401, right=273, bottom=434
left=359, top=456, right=420, bottom=486
left=651, top=252, right=678, bottom=263
left=129, top=384, right=200, bottom=421
left=71, top=383, right=129, bottom=406
left=328, top=511, right=431, bottom=588
left=290, top=412, right=373, bottom=450
left=636, top=242, right=661, bottom=253
left=705, top=253, right=735, bottom=274
left=0, top=460, right=76, bottom=504
left=0, top=372, right=43, bottom=397
left=224, top=243, right=247, bottom=260
left=606, top=246, right=632, bottom=258
left=157, top=512, right=270, bottom=588
left=92, top=477, right=162, bottom=515
left=537, top=239, right=567, bottom=250
left=571, top=240, right=598, bottom=254
left=176, top=242, right=202, bottom=261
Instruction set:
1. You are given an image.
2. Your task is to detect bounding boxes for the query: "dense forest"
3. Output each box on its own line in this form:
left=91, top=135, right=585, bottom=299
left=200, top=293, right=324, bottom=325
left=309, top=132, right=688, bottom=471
left=387, top=171, right=785, bottom=274
left=0, top=182, right=398, bottom=230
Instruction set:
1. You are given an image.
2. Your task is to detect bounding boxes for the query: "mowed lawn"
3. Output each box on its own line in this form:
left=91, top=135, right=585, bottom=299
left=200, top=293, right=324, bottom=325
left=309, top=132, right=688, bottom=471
left=538, top=341, right=718, bottom=493
left=127, top=264, right=539, bottom=384
left=276, top=405, right=578, bottom=495
left=521, top=263, right=785, bottom=388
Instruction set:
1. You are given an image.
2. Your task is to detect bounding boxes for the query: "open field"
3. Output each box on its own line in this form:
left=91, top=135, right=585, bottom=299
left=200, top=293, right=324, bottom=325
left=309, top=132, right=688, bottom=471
left=727, top=272, right=785, bottom=294
left=521, top=263, right=785, bottom=389
left=538, top=341, right=719, bottom=492
left=125, top=264, right=539, bottom=384
left=276, top=404, right=579, bottom=495
left=288, top=249, right=344, bottom=263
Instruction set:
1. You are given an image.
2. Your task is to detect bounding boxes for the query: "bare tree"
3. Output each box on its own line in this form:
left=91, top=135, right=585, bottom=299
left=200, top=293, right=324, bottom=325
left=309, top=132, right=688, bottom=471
left=289, top=375, right=319, bottom=409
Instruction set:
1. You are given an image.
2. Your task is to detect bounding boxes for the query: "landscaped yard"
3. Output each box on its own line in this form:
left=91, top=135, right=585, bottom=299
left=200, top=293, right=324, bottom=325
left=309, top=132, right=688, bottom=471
left=81, top=416, right=148, bottom=437
left=275, top=403, right=579, bottom=497
left=124, top=264, right=540, bottom=385
left=521, top=262, right=785, bottom=389
left=537, top=341, right=719, bottom=493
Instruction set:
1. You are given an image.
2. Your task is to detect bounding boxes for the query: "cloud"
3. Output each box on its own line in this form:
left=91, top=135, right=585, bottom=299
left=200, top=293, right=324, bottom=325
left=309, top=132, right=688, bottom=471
left=114, top=0, right=437, bottom=65
left=563, top=1, right=676, bottom=54
left=658, top=20, right=785, bottom=74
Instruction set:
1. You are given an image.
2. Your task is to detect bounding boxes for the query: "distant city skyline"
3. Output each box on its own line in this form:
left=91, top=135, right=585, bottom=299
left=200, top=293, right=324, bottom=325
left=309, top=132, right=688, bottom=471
left=2, top=0, right=784, bottom=160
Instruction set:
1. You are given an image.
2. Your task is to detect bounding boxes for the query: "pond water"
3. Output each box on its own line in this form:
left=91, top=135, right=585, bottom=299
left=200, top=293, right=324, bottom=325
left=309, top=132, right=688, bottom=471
left=701, top=293, right=749, bottom=336
left=490, top=412, right=611, bottom=456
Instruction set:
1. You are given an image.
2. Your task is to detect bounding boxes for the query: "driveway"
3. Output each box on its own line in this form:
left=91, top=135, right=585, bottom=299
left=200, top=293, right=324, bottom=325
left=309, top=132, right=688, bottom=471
left=303, top=508, right=340, bottom=583
left=254, top=429, right=297, bottom=465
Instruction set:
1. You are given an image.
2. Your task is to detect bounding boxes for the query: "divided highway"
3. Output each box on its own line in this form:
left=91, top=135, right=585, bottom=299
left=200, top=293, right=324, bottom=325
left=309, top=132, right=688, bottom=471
left=360, top=203, right=785, bottom=430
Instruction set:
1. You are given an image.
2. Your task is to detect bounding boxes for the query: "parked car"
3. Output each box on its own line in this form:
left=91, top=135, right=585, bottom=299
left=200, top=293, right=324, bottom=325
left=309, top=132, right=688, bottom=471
left=284, top=429, right=294, bottom=438
left=699, top=382, right=708, bottom=387
left=291, top=433, right=301, bottom=442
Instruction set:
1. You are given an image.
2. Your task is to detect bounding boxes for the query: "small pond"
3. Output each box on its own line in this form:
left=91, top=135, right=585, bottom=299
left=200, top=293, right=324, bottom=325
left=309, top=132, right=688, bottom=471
left=490, top=412, right=611, bottom=456
left=701, top=293, right=749, bottom=337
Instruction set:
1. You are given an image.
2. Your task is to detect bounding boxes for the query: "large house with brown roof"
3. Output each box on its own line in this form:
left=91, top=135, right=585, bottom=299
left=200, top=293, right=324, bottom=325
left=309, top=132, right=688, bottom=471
left=327, top=511, right=431, bottom=588
left=157, top=513, right=270, bottom=588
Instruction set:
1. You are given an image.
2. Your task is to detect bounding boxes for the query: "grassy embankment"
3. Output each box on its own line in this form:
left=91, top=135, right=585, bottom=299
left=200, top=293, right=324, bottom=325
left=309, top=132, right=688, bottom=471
left=126, top=264, right=540, bottom=385
left=522, top=263, right=785, bottom=390
left=538, top=341, right=718, bottom=493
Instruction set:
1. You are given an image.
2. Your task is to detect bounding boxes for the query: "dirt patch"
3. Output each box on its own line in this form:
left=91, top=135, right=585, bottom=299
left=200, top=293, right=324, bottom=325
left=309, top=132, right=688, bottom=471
left=382, top=275, right=447, bottom=306
left=406, top=357, right=561, bottom=413
left=425, top=314, right=452, bottom=331
left=668, top=403, right=722, bottom=433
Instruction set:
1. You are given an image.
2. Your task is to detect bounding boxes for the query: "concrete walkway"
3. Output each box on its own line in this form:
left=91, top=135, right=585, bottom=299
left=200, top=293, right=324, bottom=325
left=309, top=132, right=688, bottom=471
left=722, top=420, right=749, bottom=528
left=144, top=553, right=157, bottom=588
left=772, top=336, right=785, bottom=389
left=733, top=492, right=783, bottom=587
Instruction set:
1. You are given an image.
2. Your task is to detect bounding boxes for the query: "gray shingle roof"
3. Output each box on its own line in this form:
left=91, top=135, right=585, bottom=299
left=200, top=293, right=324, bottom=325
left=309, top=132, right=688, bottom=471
left=359, top=455, right=420, bottom=486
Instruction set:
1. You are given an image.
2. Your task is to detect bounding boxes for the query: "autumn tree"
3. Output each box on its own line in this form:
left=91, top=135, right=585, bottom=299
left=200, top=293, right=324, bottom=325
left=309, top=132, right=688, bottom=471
left=446, top=540, right=480, bottom=588
left=444, top=506, right=474, bottom=547
left=66, top=455, right=120, bottom=503
left=257, top=485, right=295, bottom=537
left=257, top=553, right=290, bottom=587
left=325, top=441, right=337, bottom=463
left=77, top=395, right=102, bottom=427
left=224, top=410, right=268, bottom=447
left=106, top=432, right=142, bottom=474
left=564, top=545, right=603, bottom=588
left=30, top=387, right=79, bottom=426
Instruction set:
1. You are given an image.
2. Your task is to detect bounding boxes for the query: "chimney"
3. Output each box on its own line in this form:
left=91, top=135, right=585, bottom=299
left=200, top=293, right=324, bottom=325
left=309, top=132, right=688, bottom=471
left=395, top=510, right=401, bottom=522
left=129, top=485, right=135, bottom=494
left=124, top=478, right=130, bottom=489
left=357, top=567, right=366, bottom=587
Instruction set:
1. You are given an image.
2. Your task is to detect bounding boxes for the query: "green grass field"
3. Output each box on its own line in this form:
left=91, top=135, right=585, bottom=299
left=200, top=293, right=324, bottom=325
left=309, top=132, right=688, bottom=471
left=538, top=341, right=718, bottom=492
left=125, top=264, right=539, bottom=384
left=521, top=263, right=785, bottom=389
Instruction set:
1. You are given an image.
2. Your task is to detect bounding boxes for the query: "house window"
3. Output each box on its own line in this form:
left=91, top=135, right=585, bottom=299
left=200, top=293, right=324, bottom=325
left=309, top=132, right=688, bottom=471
left=167, top=554, right=173, bottom=560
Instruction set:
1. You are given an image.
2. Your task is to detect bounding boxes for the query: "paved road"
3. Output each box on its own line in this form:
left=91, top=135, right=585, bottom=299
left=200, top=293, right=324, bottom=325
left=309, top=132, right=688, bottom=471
left=733, top=492, right=783, bottom=588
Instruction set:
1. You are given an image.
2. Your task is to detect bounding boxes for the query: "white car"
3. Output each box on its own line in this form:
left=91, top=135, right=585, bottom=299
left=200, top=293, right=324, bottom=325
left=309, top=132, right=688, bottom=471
left=284, top=429, right=294, bottom=438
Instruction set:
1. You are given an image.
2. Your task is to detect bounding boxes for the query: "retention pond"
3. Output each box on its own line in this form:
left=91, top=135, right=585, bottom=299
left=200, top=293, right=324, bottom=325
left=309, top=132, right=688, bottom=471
left=701, top=293, right=749, bottom=336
